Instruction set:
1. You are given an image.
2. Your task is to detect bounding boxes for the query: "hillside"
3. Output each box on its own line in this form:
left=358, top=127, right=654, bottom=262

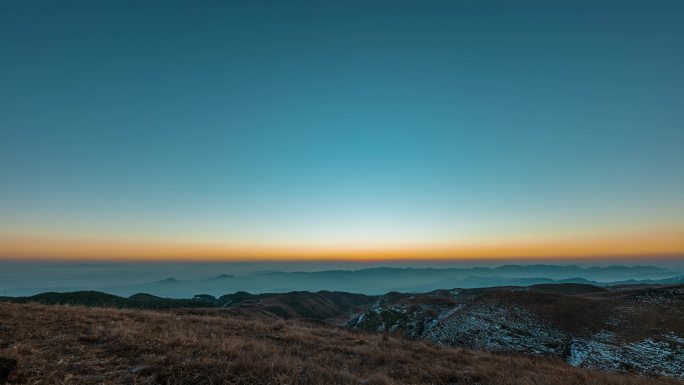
left=0, top=290, right=376, bottom=322
left=0, top=302, right=681, bottom=385
left=214, top=290, right=376, bottom=321
left=0, top=291, right=209, bottom=309
left=349, top=284, right=684, bottom=378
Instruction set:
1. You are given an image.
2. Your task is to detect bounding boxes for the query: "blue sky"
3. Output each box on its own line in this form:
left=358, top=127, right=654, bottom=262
left=1, top=1, right=683, bottom=259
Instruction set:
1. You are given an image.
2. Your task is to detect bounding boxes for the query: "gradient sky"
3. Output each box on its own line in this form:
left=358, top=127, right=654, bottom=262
left=1, top=1, right=683, bottom=260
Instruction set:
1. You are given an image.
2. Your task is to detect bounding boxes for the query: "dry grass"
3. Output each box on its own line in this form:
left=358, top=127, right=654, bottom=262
left=0, top=302, right=680, bottom=385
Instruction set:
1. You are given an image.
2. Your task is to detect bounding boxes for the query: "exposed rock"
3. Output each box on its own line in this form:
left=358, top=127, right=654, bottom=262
left=348, top=286, right=684, bottom=379
left=569, top=333, right=684, bottom=378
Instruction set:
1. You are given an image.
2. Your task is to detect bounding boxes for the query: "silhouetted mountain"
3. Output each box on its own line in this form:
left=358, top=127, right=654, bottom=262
left=96, top=265, right=684, bottom=298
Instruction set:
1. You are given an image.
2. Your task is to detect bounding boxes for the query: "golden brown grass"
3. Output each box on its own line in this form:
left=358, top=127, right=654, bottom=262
left=0, top=302, right=680, bottom=385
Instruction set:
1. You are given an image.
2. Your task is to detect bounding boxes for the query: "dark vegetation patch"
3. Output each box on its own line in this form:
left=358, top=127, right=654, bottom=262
left=528, top=283, right=608, bottom=295
left=0, top=358, right=16, bottom=384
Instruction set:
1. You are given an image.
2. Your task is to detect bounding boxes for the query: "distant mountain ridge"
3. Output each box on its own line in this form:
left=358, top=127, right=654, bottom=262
left=98, top=265, right=684, bottom=298
left=3, top=264, right=682, bottom=297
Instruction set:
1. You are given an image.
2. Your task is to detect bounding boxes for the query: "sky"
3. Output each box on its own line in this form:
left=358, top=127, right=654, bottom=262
left=1, top=1, right=683, bottom=261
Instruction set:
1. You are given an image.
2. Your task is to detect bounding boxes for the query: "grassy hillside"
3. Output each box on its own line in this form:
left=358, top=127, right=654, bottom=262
left=216, top=290, right=376, bottom=320
left=0, top=290, right=376, bottom=320
left=0, top=291, right=210, bottom=309
left=0, top=302, right=681, bottom=385
left=527, top=283, right=608, bottom=295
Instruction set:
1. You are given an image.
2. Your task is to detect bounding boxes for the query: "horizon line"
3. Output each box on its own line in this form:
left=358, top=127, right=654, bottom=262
left=1, top=253, right=683, bottom=264
left=2, top=229, right=682, bottom=262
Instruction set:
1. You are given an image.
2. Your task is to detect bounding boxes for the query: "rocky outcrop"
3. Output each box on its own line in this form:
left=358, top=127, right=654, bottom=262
left=568, top=332, right=684, bottom=378
left=348, top=286, right=684, bottom=379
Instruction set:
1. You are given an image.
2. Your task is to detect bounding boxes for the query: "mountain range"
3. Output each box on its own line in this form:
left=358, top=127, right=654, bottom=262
left=4, top=264, right=682, bottom=297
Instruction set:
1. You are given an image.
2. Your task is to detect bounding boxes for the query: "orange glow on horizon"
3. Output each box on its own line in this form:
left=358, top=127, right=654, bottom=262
left=0, top=229, right=683, bottom=262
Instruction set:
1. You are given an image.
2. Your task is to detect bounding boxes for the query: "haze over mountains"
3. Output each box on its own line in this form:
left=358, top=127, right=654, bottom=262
left=2, top=262, right=683, bottom=297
